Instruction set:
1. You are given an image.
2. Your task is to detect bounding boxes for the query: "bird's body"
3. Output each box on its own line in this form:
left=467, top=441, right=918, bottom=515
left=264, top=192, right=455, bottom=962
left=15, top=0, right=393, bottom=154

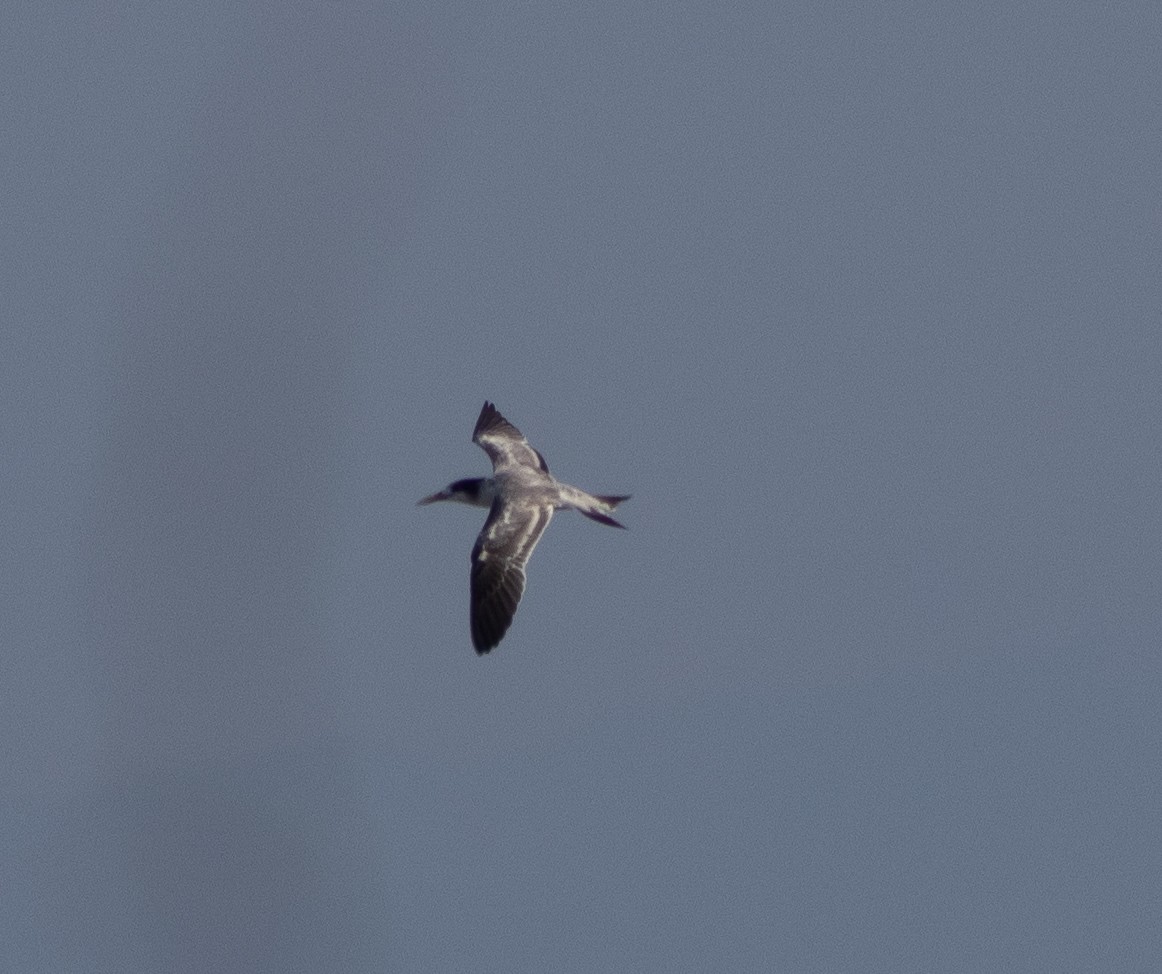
left=419, top=402, right=629, bottom=654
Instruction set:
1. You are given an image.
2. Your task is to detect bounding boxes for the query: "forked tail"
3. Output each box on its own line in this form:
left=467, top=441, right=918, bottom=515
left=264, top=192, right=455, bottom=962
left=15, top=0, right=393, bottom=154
left=579, top=493, right=632, bottom=529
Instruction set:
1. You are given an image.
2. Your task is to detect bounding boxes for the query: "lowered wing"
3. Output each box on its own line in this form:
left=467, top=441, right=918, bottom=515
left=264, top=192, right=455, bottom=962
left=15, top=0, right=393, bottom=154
left=469, top=497, right=554, bottom=653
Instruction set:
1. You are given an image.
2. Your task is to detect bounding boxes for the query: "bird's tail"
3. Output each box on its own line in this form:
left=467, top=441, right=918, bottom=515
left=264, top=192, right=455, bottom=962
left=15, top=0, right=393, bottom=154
left=557, top=484, right=631, bottom=528
left=578, top=493, right=631, bottom=529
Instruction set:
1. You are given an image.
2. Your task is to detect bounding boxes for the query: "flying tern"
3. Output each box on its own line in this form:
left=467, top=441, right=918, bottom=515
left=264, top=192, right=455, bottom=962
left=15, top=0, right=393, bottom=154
left=419, top=401, right=630, bottom=654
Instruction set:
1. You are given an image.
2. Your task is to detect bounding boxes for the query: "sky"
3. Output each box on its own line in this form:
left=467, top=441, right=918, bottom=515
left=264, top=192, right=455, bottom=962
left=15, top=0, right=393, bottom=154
left=3, top=2, right=1160, bottom=971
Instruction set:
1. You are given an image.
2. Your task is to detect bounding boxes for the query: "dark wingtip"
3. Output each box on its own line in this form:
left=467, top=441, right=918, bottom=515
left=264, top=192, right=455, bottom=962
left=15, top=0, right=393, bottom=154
left=471, top=621, right=506, bottom=653
left=471, top=626, right=499, bottom=653
left=473, top=402, right=494, bottom=438
left=473, top=401, right=518, bottom=441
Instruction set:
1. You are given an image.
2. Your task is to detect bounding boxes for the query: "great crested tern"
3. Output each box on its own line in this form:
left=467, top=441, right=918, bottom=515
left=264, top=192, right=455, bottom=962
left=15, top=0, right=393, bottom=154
left=419, top=401, right=630, bottom=654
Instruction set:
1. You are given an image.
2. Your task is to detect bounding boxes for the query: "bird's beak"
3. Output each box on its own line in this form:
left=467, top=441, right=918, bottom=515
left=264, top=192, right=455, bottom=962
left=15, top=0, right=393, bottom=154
left=417, top=490, right=448, bottom=506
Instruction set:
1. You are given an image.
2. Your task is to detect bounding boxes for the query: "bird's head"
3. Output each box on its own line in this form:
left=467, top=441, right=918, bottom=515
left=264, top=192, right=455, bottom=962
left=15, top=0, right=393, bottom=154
left=417, top=477, right=494, bottom=509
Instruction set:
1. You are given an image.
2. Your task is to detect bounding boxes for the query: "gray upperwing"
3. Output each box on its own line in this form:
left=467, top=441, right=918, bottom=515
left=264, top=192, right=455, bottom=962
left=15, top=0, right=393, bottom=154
left=472, top=401, right=550, bottom=475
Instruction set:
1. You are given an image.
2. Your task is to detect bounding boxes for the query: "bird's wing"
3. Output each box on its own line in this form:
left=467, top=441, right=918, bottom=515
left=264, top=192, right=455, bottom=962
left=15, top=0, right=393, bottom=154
left=472, top=401, right=549, bottom=475
left=469, top=497, right=554, bottom=653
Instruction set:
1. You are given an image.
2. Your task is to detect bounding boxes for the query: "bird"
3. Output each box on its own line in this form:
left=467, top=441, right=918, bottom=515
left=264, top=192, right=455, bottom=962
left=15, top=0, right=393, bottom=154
left=419, top=401, right=630, bottom=654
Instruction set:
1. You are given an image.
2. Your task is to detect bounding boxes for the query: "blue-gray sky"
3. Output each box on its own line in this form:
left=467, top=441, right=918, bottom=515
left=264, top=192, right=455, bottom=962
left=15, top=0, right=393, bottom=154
left=4, top=3, right=1159, bottom=971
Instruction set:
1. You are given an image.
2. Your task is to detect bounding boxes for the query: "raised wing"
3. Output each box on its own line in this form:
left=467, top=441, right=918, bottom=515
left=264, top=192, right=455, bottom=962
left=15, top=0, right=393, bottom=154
left=469, top=497, right=554, bottom=653
left=472, top=401, right=549, bottom=475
